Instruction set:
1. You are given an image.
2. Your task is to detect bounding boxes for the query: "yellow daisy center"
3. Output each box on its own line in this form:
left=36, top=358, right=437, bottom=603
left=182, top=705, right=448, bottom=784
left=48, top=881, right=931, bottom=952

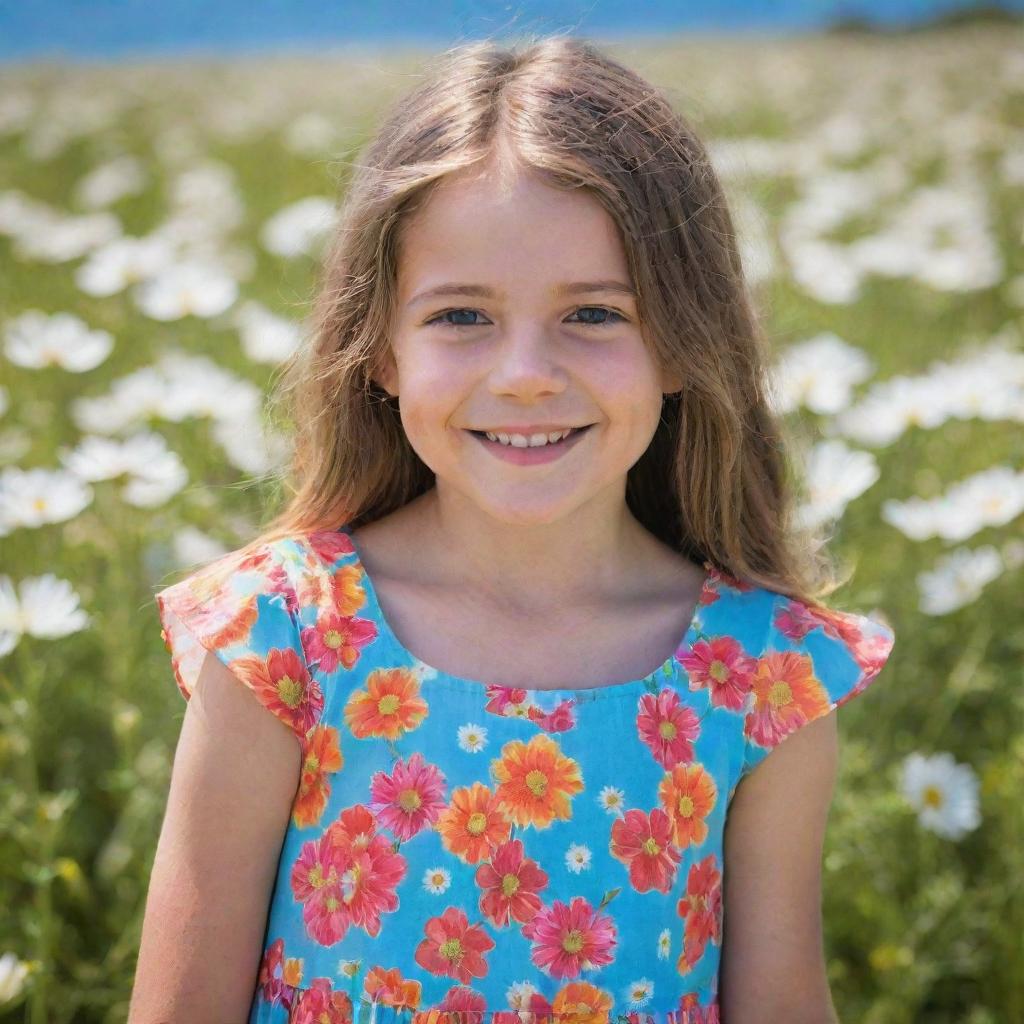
left=768, top=680, right=792, bottom=708
left=440, top=938, right=463, bottom=962
left=525, top=769, right=548, bottom=796
left=658, top=720, right=677, bottom=739
left=377, top=693, right=400, bottom=715
left=676, top=794, right=694, bottom=817
left=466, top=811, right=488, bottom=836
left=501, top=873, right=520, bottom=897
left=923, top=785, right=944, bottom=808
left=398, top=788, right=422, bottom=813
left=276, top=674, right=303, bottom=709
left=642, top=837, right=661, bottom=855
left=324, top=629, right=343, bottom=650
left=562, top=929, right=585, bottom=954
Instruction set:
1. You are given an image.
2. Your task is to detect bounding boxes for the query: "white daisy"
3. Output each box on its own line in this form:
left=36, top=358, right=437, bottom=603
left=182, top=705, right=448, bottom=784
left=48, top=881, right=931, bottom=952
left=422, top=866, right=451, bottom=894
left=598, top=785, right=626, bottom=816
left=625, top=978, right=654, bottom=1009
left=565, top=843, right=592, bottom=874
left=657, top=928, right=671, bottom=960
left=899, top=752, right=981, bottom=840
left=457, top=722, right=488, bottom=753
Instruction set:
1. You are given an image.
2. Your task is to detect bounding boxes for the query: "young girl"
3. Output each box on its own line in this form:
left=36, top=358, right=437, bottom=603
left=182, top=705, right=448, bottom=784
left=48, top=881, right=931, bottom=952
left=131, top=36, right=896, bottom=1024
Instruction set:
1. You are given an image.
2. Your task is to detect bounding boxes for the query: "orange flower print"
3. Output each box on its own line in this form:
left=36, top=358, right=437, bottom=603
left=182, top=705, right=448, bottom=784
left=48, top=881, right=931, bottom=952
left=436, top=782, right=511, bottom=864
left=290, top=977, right=353, bottom=1023
left=364, top=965, right=422, bottom=1012
left=292, top=724, right=344, bottom=829
left=335, top=562, right=372, bottom=616
left=303, top=611, right=378, bottom=673
left=291, top=805, right=406, bottom=944
left=369, top=752, right=447, bottom=841
left=744, top=650, right=831, bottom=749
left=491, top=734, right=583, bottom=829
left=551, top=981, right=613, bottom=1023
left=677, top=635, right=756, bottom=712
left=676, top=854, right=723, bottom=976
left=609, top=807, right=681, bottom=894
left=521, top=896, right=617, bottom=978
left=414, top=906, right=495, bottom=983
left=635, top=689, right=700, bottom=769
left=230, top=644, right=324, bottom=745
left=345, top=667, right=428, bottom=740
left=657, top=762, right=717, bottom=848
left=475, top=838, right=549, bottom=927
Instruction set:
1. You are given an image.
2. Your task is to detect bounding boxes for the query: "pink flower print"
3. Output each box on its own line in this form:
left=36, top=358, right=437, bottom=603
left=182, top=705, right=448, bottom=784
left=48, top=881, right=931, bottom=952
left=636, top=689, right=700, bottom=769
left=526, top=698, right=577, bottom=733
left=303, top=611, right=378, bottom=673
left=369, top=752, right=447, bottom=842
left=414, top=906, right=495, bottom=983
left=676, top=635, right=756, bottom=712
left=676, top=854, right=723, bottom=976
left=609, top=807, right=681, bottom=893
left=521, top=896, right=617, bottom=978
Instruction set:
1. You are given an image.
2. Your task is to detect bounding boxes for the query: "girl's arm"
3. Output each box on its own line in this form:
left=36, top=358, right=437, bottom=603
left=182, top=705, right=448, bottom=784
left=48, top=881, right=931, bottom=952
left=719, top=711, right=842, bottom=1024
left=128, top=649, right=303, bottom=1024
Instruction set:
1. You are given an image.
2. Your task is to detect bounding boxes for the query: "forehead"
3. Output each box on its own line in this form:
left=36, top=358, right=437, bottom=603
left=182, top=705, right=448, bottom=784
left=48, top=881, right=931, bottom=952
left=395, top=166, right=631, bottom=291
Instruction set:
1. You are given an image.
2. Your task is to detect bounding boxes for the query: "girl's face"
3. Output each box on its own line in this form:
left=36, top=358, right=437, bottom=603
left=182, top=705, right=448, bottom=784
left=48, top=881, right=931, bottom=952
left=376, top=164, right=682, bottom=527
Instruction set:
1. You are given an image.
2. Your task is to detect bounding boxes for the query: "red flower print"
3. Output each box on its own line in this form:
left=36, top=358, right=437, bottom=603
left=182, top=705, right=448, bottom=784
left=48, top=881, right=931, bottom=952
left=256, top=937, right=301, bottom=1009
left=291, top=804, right=406, bottom=944
left=290, top=977, right=353, bottom=1024
left=676, top=854, right=723, bottom=976
left=292, top=724, right=344, bottom=830
left=658, top=762, right=717, bottom=849
left=364, top=966, right=422, bottom=1011
left=344, top=667, right=428, bottom=740
left=414, top=906, right=495, bottom=983
left=229, top=644, right=324, bottom=747
left=411, top=983, right=487, bottom=1024
left=609, top=807, right=681, bottom=893
left=303, top=611, right=378, bottom=672
left=436, top=782, right=512, bottom=864
left=636, top=689, right=701, bottom=768
left=521, top=896, right=617, bottom=978
left=475, top=838, right=549, bottom=927
left=483, top=684, right=529, bottom=716
left=369, top=752, right=447, bottom=841
left=526, top=697, right=577, bottom=733
left=677, top=635, right=756, bottom=712
left=743, top=650, right=831, bottom=749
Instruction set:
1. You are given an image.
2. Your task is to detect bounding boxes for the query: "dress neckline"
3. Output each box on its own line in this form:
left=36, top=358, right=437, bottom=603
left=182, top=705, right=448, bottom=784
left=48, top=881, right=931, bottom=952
left=334, top=523, right=717, bottom=702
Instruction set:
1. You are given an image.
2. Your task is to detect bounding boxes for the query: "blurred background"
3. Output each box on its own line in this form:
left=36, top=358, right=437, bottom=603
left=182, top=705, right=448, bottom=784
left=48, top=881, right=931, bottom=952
left=0, top=1, right=1022, bottom=1022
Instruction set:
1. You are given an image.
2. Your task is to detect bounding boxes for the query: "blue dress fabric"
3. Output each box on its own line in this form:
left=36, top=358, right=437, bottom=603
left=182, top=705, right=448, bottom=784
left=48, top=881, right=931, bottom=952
left=154, top=526, right=896, bottom=1024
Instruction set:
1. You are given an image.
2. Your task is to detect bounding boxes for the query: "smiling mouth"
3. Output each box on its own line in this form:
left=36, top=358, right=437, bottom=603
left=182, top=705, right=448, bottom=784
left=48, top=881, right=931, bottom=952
left=467, top=425, right=593, bottom=447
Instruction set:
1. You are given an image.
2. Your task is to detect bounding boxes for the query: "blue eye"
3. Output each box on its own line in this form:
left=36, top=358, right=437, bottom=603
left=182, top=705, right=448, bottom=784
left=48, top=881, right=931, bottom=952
left=426, top=307, right=626, bottom=329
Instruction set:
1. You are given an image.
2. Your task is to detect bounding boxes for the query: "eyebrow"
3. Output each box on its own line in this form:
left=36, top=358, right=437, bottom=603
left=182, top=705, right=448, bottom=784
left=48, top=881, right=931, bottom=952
left=406, top=279, right=638, bottom=308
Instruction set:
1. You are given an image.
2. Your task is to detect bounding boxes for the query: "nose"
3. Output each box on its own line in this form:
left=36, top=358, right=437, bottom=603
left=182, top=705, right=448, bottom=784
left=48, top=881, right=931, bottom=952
left=486, top=326, right=567, bottom=400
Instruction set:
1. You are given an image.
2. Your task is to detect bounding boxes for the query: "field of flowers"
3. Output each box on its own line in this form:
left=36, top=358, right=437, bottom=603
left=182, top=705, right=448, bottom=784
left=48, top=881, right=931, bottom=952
left=0, top=23, right=1022, bottom=1024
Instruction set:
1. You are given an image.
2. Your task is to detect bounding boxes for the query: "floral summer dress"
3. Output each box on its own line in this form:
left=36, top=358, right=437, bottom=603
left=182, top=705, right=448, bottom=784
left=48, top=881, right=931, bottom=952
left=154, top=526, right=896, bottom=1024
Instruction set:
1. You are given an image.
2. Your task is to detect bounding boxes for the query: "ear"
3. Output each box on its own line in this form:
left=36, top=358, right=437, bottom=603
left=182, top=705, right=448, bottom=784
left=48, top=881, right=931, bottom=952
left=370, top=348, right=399, bottom=397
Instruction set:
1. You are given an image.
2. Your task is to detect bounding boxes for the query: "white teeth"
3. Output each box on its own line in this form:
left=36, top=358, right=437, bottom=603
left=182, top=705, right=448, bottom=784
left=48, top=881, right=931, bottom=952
left=483, top=428, right=577, bottom=447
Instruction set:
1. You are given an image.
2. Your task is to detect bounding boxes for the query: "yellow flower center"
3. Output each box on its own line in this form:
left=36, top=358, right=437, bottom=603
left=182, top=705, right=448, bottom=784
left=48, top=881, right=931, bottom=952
left=923, top=785, right=944, bottom=809
left=308, top=864, right=325, bottom=888
left=501, top=873, right=520, bottom=897
left=710, top=659, right=728, bottom=682
left=466, top=811, right=488, bottom=836
left=658, top=720, right=677, bottom=739
left=525, top=769, right=548, bottom=796
left=768, top=680, right=792, bottom=708
left=377, top=693, right=400, bottom=715
left=324, top=895, right=339, bottom=912
left=676, top=794, right=694, bottom=817
left=398, top=788, right=421, bottom=812
left=562, top=929, right=585, bottom=954
left=440, top=938, right=463, bottom=962
left=276, top=674, right=303, bottom=709
left=642, top=837, right=661, bottom=856
left=325, top=629, right=342, bottom=650
left=304, top=753, right=320, bottom=773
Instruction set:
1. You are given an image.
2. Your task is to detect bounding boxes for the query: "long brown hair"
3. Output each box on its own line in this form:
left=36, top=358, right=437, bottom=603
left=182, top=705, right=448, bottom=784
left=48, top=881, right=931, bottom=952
left=235, top=35, right=851, bottom=606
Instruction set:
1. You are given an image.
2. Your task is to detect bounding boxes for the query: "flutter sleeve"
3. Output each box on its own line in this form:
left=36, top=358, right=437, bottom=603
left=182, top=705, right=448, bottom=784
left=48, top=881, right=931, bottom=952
left=740, top=592, right=896, bottom=780
left=154, top=541, right=324, bottom=754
